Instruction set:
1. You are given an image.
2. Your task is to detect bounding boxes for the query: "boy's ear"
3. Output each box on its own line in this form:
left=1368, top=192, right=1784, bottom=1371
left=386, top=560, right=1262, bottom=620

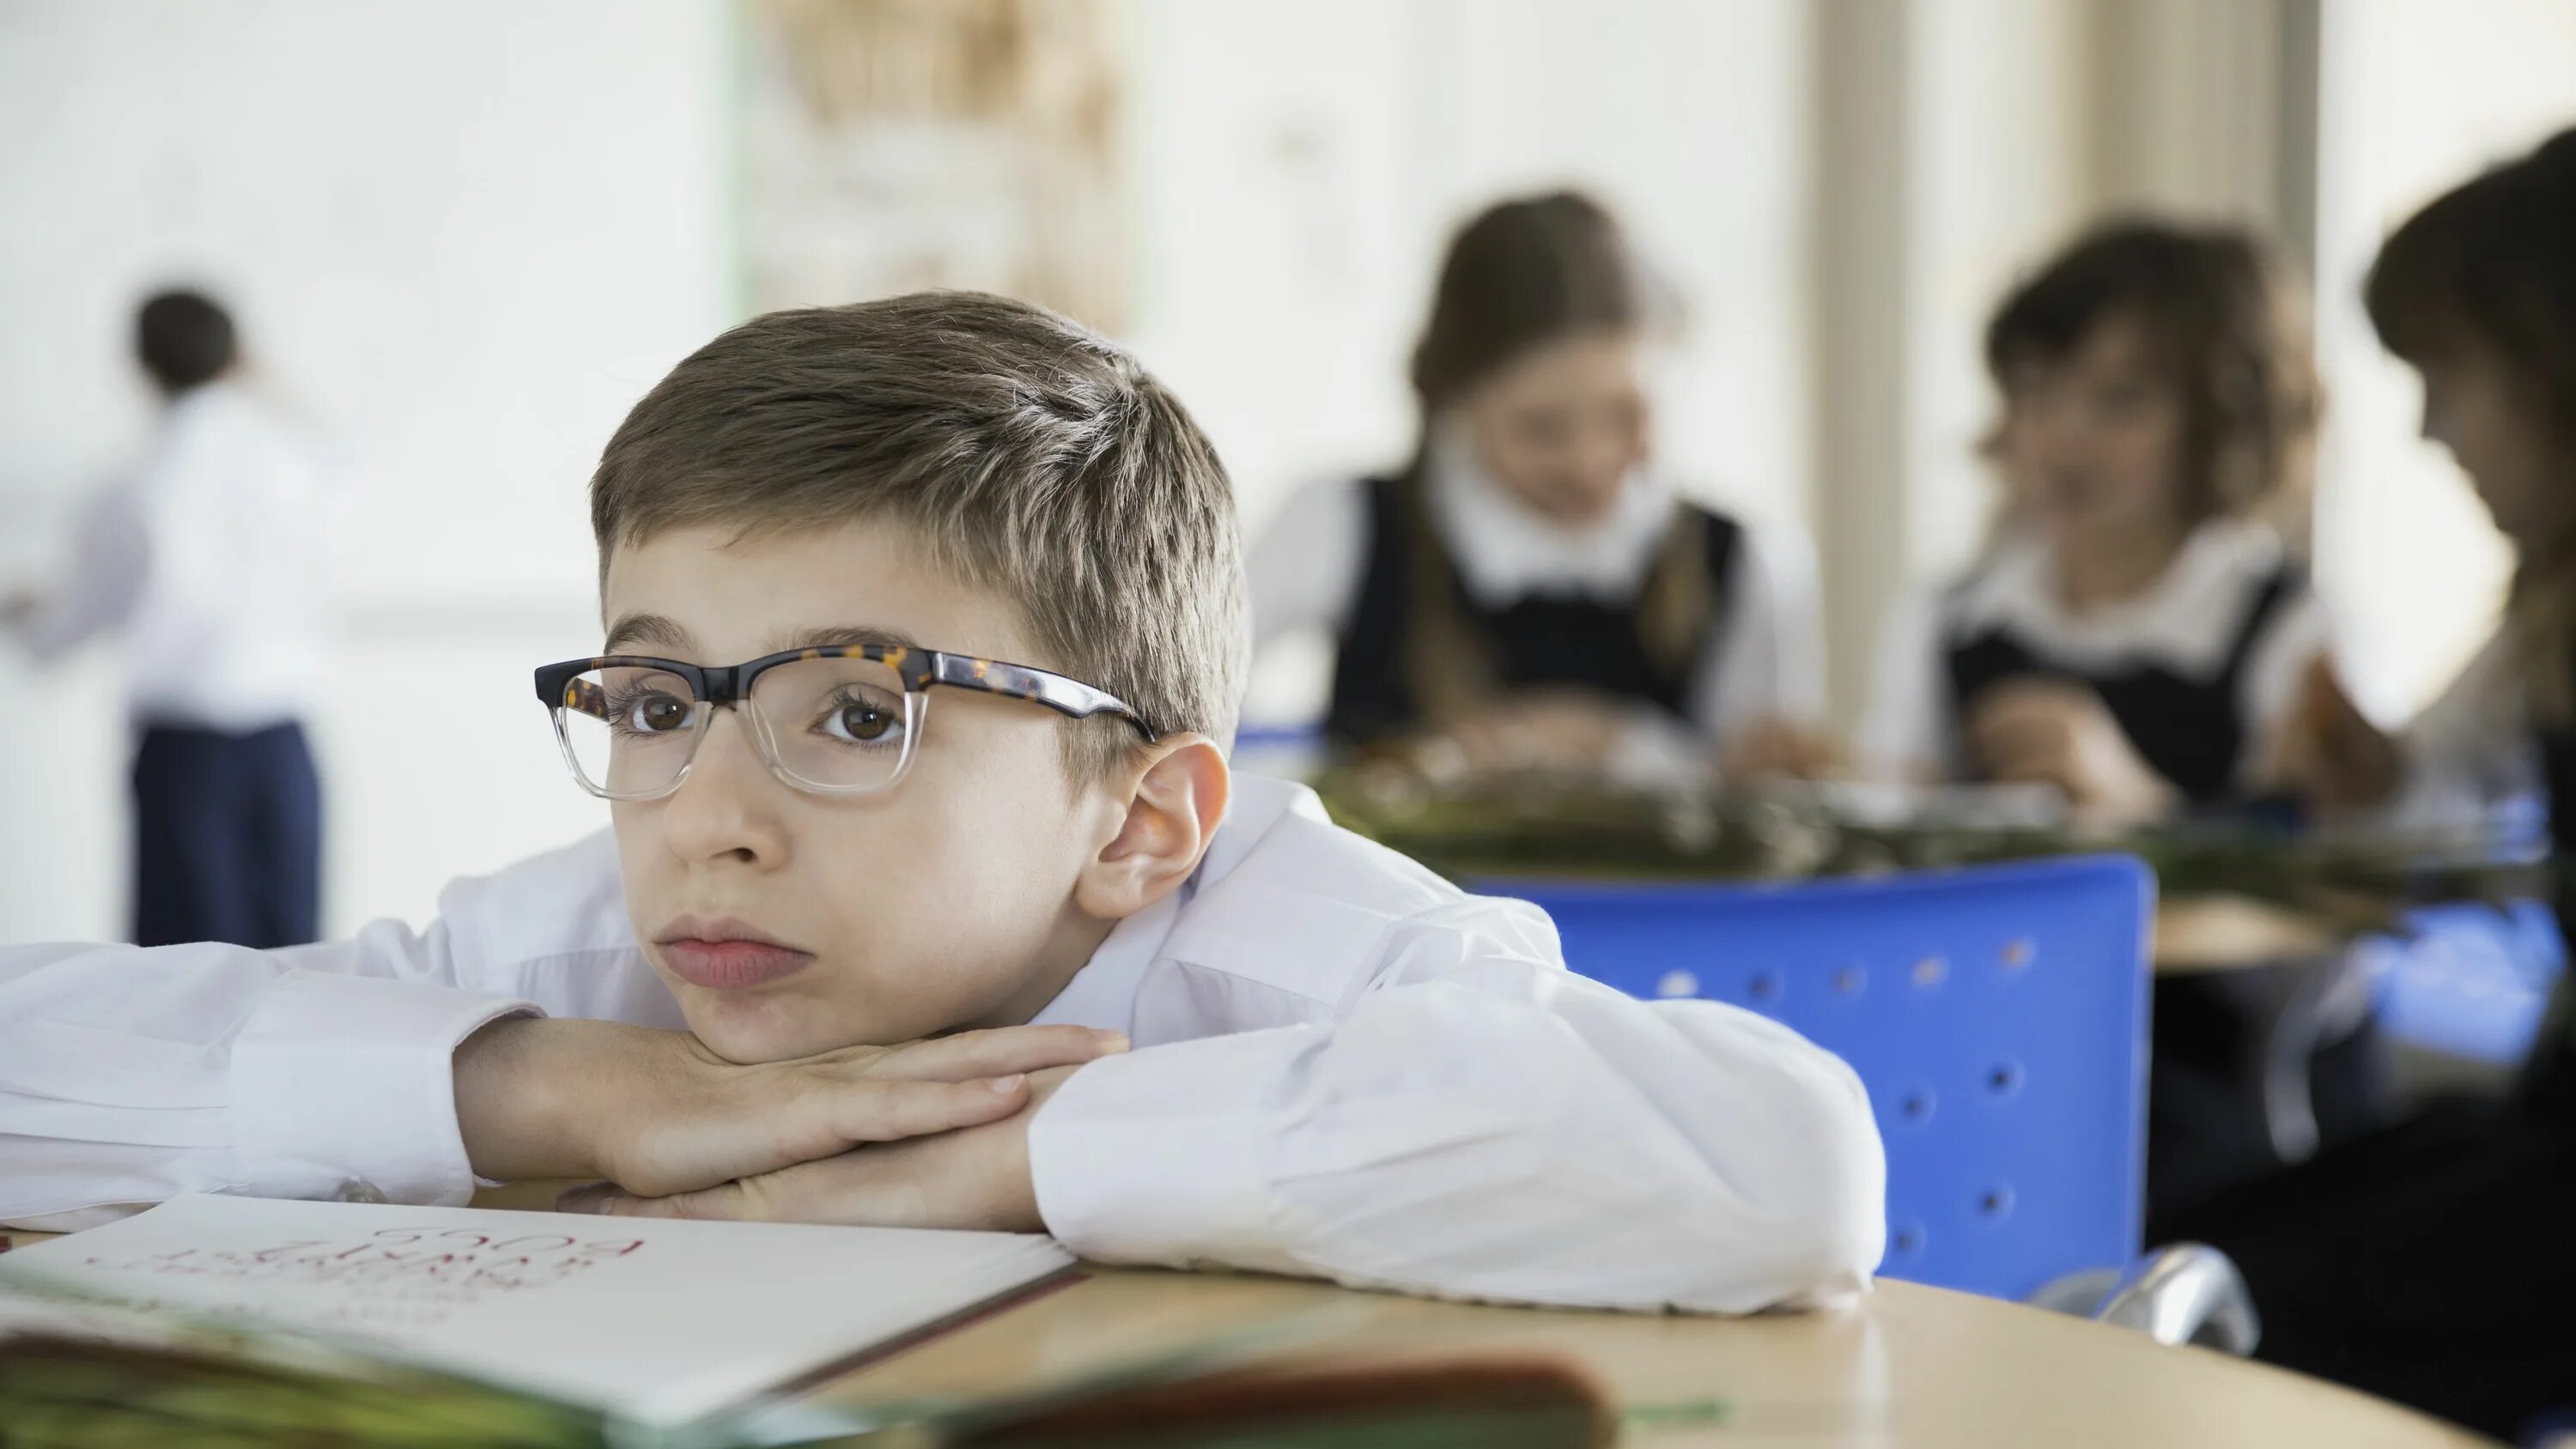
left=1074, top=734, right=1230, bottom=922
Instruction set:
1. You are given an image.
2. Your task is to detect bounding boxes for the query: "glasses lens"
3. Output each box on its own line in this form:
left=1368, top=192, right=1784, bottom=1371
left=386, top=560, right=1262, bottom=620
left=748, top=655, right=918, bottom=793
left=555, top=665, right=702, bottom=797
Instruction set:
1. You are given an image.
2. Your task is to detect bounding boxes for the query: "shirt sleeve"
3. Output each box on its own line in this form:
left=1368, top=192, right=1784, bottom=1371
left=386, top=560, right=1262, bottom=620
left=0, top=831, right=640, bottom=1229
left=1691, top=520, right=1826, bottom=748
left=0, top=927, right=533, bottom=1229
left=1859, top=585, right=1953, bottom=783
left=10, top=482, right=150, bottom=660
left=1246, top=477, right=1370, bottom=651
left=1024, top=897, right=1886, bottom=1313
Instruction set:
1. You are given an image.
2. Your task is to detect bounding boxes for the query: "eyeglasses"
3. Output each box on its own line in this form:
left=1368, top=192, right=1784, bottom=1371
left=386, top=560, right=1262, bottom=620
left=532, top=643, right=1157, bottom=801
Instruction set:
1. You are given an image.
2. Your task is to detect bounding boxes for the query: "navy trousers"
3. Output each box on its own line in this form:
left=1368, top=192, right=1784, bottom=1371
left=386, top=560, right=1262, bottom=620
left=131, top=721, right=322, bottom=949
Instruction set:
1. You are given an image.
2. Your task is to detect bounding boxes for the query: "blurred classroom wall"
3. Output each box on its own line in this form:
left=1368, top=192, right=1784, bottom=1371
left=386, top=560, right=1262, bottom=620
left=0, top=0, right=1814, bottom=938
left=0, top=0, right=733, bottom=939
left=0, top=0, right=2572, bottom=942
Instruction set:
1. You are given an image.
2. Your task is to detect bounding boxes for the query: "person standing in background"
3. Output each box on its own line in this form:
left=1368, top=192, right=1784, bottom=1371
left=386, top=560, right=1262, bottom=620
left=1248, top=191, right=1830, bottom=779
left=3, top=289, right=335, bottom=948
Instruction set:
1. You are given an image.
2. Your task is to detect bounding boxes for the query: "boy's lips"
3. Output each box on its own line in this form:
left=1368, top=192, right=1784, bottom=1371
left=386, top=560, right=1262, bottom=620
left=655, top=917, right=814, bottom=990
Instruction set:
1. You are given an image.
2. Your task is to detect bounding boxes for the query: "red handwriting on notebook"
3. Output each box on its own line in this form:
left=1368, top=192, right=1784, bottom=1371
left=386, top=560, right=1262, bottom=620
left=81, top=1228, right=648, bottom=1299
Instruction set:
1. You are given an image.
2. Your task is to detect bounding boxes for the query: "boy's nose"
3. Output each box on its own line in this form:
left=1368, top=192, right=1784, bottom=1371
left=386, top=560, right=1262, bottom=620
left=658, top=709, right=790, bottom=867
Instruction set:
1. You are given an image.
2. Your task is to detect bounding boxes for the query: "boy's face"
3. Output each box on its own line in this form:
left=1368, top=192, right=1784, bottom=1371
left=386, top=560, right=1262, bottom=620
left=598, top=519, right=1129, bottom=1064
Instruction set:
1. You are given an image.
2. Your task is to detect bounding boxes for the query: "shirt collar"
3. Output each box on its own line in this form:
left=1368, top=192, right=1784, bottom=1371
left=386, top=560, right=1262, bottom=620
left=1953, top=518, right=2290, bottom=674
left=1023, top=773, right=1321, bottom=1031
left=1424, top=433, right=1677, bottom=606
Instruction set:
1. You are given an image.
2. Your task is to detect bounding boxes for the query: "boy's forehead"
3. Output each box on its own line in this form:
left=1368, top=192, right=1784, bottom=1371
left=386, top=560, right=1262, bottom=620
left=598, top=519, right=1041, bottom=664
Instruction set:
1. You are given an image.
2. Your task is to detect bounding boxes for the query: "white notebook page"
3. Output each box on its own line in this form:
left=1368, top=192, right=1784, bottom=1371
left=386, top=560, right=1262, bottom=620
left=0, top=1193, right=1075, bottom=1430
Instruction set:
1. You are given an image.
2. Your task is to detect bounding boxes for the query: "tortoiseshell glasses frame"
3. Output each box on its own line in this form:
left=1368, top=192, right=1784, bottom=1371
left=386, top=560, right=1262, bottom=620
left=532, top=643, right=1157, bottom=801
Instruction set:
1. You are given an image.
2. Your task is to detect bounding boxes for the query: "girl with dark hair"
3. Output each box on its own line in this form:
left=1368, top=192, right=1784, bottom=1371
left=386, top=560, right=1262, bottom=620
left=1865, top=221, right=2362, bottom=1220
left=2165, top=127, right=2576, bottom=1441
left=1865, top=220, right=2329, bottom=826
left=1249, top=191, right=1826, bottom=776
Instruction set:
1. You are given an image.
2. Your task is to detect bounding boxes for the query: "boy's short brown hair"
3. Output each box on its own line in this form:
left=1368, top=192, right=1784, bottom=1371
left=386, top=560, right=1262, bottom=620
left=1984, top=220, right=2320, bottom=526
left=591, top=291, right=1246, bottom=780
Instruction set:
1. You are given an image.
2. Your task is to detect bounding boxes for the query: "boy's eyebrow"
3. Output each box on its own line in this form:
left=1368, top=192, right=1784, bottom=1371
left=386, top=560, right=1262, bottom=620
left=772, top=624, right=929, bottom=655
left=602, top=612, right=693, bottom=655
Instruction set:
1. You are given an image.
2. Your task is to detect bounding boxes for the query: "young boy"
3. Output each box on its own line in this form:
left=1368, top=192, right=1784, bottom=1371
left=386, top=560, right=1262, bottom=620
left=0, top=294, right=1883, bottom=1313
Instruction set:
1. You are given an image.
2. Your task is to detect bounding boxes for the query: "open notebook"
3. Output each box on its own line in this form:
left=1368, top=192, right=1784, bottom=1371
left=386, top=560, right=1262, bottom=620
left=0, top=1193, right=1074, bottom=1441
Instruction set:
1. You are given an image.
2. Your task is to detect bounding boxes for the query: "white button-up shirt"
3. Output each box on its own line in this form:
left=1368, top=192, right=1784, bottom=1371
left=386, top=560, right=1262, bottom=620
left=0, top=774, right=1885, bottom=1313
left=8, top=381, right=337, bottom=730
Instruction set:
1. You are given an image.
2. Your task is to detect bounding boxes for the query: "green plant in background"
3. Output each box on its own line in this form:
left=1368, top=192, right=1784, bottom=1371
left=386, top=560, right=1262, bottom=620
left=1315, top=761, right=2551, bottom=939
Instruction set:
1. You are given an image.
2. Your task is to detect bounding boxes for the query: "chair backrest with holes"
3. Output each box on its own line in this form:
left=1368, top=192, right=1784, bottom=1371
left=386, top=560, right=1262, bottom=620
left=1475, top=855, right=2153, bottom=1301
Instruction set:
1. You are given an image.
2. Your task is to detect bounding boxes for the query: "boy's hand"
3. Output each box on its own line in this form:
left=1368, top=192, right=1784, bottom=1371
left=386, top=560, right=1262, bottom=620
left=1966, top=679, right=2179, bottom=828
left=454, top=1020, right=1120, bottom=1200
left=557, top=1064, right=1084, bottom=1231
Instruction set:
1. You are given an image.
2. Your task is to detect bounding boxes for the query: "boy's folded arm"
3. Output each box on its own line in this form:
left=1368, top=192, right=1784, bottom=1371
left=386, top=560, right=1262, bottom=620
left=1028, top=906, right=1886, bottom=1314
left=0, top=923, right=538, bottom=1229
left=0, top=829, right=738, bottom=1228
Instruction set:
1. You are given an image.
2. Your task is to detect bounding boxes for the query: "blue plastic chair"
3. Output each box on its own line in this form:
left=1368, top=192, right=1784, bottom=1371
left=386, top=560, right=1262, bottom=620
left=1476, top=856, right=2154, bottom=1303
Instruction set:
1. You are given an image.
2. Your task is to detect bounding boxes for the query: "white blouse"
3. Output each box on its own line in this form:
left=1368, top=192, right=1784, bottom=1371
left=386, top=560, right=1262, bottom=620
left=1249, top=449, right=1825, bottom=755
left=1862, top=520, right=2334, bottom=790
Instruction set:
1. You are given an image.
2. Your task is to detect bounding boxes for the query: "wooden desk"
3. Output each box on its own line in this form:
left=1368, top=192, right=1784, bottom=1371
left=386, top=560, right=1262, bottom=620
left=813, top=1267, right=2495, bottom=1449
left=5, top=1191, right=2497, bottom=1449
left=2155, top=893, right=2346, bottom=973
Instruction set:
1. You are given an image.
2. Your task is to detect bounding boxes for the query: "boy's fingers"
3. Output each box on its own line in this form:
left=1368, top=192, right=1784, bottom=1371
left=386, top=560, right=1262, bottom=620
left=568, top=1159, right=911, bottom=1226
left=795, top=1074, right=1030, bottom=1148
left=566, top=1179, right=766, bottom=1222
left=866, top=1026, right=1127, bottom=1083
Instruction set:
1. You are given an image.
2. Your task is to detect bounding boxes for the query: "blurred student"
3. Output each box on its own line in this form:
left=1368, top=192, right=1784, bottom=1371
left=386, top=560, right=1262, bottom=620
left=1863, top=222, right=2351, bottom=1216
left=1863, top=221, right=2328, bottom=822
left=2178, top=127, right=2576, bottom=1441
left=1249, top=191, right=1827, bottom=779
left=1, top=289, right=335, bottom=948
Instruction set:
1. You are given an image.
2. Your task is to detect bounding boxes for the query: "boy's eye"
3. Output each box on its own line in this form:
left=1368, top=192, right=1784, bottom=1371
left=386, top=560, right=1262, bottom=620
left=817, top=691, right=905, bottom=746
left=614, top=692, right=694, bottom=735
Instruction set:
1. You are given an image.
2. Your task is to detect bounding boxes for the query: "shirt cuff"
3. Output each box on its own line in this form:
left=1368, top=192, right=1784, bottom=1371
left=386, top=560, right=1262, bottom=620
left=1027, top=1030, right=1307, bottom=1269
left=228, top=973, right=538, bottom=1208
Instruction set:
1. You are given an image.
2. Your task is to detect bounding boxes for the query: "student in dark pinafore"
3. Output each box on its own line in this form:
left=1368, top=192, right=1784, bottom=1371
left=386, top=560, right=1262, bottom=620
left=1250, top=191, right=1832, bottom=779
left=1862, top=221, right=2357, bottom=1220
left=2184, top=124, right=2576, bottom=1443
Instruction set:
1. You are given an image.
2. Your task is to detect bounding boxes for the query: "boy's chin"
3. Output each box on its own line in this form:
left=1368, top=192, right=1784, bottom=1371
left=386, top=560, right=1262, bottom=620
left=678, top=993, right=872, bottom=1065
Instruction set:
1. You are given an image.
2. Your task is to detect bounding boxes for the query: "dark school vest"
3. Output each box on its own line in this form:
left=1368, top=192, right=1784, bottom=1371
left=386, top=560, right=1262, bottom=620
left=1943, top=565, right=2302, bottom=803
left=1325, top=474, right=1743, bottom=745
left=2523, top=681, right=2576, bottom=1104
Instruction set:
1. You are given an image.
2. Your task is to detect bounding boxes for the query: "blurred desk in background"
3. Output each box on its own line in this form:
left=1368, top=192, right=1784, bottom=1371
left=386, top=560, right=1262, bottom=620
left=2156, top=894, right=2346, bottom=973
